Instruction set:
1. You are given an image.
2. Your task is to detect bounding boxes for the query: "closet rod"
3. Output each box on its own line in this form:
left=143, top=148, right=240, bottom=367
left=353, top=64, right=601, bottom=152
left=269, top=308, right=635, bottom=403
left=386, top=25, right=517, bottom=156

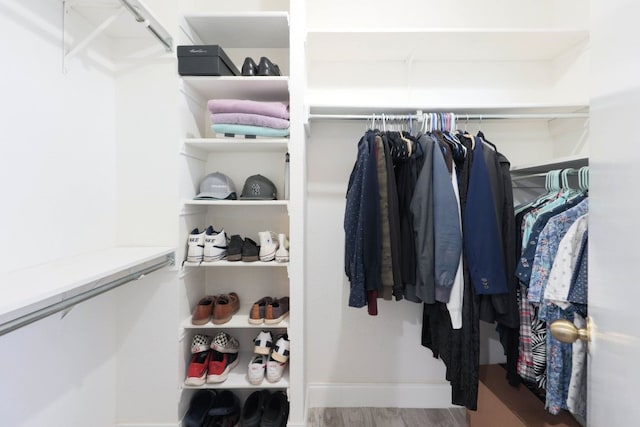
left=0, top=253, right=174, bottom=337
left=511, top=169, right=582, bottom=181
left=119, top=0, right=173, bottom=51
left=308, top=112, right=589, bottom=121
left=511, top=172, right=548, bottom=180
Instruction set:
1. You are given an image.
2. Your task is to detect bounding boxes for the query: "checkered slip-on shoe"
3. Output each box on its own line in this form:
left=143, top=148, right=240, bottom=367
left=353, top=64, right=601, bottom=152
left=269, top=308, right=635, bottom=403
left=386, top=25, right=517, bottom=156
left=191, top=334, right=213, bottom=354
left=210, top=331, right=239, bottom=354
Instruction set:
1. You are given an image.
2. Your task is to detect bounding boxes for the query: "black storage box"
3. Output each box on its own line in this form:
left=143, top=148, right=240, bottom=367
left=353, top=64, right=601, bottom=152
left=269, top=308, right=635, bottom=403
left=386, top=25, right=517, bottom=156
left=177, top=45, right=240, bottom=76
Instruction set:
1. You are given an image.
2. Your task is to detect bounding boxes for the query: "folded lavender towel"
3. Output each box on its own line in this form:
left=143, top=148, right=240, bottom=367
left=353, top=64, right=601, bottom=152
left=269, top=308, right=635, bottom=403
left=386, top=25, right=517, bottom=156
left=207, top=99, right=290, bottom=120
left=210, top=113, right=290, bottom=129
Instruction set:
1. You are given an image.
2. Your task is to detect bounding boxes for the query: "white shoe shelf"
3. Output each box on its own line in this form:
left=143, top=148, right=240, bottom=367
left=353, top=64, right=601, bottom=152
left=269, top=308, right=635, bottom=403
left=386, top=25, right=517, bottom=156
left=177, top=6, right=297, bottom=426
left=182, top=350, right=290, bottom=390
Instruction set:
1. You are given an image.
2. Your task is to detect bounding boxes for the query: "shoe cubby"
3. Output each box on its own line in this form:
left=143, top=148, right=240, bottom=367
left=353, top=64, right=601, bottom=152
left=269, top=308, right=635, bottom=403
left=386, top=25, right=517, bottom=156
left=181, top=328, right=290, bottom=390
left=177, top=5, right=296, bottom=425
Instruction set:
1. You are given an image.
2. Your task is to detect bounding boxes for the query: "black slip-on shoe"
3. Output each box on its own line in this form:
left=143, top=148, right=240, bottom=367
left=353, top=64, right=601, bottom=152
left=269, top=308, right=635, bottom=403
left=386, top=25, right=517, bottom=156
left=184, top=390, right=216, bottom=427
left=260, top=391, right=289, bottom=427
left=206, top=390, right=241, bottom=427
left=242, top=57, right=258, bottom=76
left=257, top=56, right=281, bottom=76
left=241, top=390, right=271, bottom=427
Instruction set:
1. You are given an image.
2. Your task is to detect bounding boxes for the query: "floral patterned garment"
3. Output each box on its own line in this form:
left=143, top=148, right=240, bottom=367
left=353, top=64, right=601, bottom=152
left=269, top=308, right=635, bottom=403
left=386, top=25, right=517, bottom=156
left=528, top=198, right=589, bottom=305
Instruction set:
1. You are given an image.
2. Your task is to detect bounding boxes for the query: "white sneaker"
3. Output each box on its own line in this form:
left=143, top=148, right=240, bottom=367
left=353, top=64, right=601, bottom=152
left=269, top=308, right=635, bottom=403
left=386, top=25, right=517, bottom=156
left=275, top=233, right=289, bottom=263
left=266, top=353, right=287, bottom=383
left=186, top=228, right=205, bottom=263
left=253, top=330, right=273, bottom=355
left=247, top=354, right=266, bottom=385
left=203, top=226, right=227, bottom=262
left=271, top=333, right=290, bottom=363
left=259, top=231, right=278, bottom=262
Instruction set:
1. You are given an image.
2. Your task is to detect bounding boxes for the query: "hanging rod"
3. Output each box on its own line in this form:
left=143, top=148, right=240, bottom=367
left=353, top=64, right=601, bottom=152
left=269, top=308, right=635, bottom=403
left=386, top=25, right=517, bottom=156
left=308, top=112, right=589, bottom=121
left=63, top=0, right=172, bottom=72
left=118, top=0, right=173, bottom=51
left=0, top=251, right=174, bottom=337
left=511, top=172, right=549, bottom=180
left=511, top=168, right=585, bottom=181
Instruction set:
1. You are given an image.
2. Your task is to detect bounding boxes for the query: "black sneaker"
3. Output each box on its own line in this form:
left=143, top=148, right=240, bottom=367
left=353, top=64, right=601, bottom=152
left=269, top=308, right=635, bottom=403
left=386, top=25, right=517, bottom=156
left=226, top=234, right=243, bottom=261
left=260, top=391, right=289, bottom=427
left=242, top=237, right=260, bottom=262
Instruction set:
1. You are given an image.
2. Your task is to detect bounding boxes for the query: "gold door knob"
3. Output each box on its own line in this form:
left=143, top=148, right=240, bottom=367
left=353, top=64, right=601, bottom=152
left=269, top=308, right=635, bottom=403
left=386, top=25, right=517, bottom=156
left=550, top=319, right=590, bottom=344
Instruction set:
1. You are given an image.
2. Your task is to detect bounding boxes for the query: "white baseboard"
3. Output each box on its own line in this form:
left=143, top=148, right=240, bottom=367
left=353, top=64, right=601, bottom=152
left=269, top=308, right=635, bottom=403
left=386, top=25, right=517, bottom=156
left=307, top=383, right=455, bottom=408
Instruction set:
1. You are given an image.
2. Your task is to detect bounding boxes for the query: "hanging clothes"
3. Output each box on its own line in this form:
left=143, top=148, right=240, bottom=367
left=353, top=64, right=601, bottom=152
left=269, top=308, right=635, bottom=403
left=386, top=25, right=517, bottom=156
left=409, top=134, right=436, bottom=303
left=422, top=132, right=480, bottom=409
left=344, top=118, right=518, bottom=411
left=513, top=167, right=589, bottom=424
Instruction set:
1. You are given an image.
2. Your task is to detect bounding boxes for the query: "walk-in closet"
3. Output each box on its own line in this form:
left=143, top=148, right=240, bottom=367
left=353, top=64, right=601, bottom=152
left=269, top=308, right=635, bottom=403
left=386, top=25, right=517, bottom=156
left=1, top=0, right=639, bottom=426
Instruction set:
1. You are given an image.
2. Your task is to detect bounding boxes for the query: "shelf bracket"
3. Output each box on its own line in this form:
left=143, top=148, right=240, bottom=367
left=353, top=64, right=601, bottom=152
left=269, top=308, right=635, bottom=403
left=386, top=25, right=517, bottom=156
left=62, top=0, right=173, bottom=73
left=63, top=1, right=126, bottom=72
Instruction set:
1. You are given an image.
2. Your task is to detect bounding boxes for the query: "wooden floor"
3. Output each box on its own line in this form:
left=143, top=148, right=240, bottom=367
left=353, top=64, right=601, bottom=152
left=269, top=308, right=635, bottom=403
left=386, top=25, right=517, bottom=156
left=307, top=407, right=468, bottom=427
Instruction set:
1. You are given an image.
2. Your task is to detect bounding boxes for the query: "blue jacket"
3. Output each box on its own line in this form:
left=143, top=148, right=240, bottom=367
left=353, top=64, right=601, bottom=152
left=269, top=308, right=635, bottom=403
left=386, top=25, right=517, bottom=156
left=344, top=131, right=381, bottom=307
left=463, top=137, right=508, bottom=295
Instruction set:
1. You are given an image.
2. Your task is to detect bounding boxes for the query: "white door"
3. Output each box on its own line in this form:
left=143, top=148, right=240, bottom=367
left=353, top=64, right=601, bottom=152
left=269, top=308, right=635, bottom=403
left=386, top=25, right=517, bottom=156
left=588, top=1, right=640, bottom=425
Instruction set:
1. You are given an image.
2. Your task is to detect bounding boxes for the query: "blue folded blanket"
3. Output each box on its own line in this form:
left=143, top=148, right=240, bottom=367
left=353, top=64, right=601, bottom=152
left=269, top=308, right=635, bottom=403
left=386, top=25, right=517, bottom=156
left=211, top=124, right=290, bottom=138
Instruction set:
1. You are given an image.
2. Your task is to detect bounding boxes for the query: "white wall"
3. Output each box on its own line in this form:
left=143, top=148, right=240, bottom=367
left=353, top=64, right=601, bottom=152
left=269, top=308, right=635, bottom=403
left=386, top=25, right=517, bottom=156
left=0, top=2, right=119, bottom=426
left=0, top=1, right=180, bottom=426
left=0, top=291, right=118, bottom=427
left=113, top=20, right=179, bottom=248
left=0, top=0, right=117, bottom=274
left=114, top=269, right=178, bottom=426
left=112, top=0, right=180, bottom=425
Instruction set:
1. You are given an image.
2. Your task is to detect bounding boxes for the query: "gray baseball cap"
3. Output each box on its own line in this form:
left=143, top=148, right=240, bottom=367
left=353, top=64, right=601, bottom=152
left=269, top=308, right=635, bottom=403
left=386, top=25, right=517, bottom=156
left=195, top=172, right=237, bottom=200
left=240, top=174, right=277, bottom=200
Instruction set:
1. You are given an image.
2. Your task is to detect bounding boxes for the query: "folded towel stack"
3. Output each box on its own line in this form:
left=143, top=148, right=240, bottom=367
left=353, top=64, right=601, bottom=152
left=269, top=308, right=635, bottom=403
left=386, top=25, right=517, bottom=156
left=207, top=99, right=290, bottom=138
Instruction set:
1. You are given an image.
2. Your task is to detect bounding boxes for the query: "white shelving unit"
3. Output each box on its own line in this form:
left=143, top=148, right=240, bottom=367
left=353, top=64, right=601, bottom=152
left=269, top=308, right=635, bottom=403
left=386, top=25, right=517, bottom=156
left=181, top=12, right=290, bottom=48
left=177, top=7, right=301, bottom=426
left=183, top=138, right=289, bottom=153
left=181, top=310, right=290, bottom=329
left=180, top=77, right=289, bottom=101
left=183, top=200, right=289, bottom=207
left=182, top=261, right=289, bottom=268
left=182, top=352, right=290, bottom=390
